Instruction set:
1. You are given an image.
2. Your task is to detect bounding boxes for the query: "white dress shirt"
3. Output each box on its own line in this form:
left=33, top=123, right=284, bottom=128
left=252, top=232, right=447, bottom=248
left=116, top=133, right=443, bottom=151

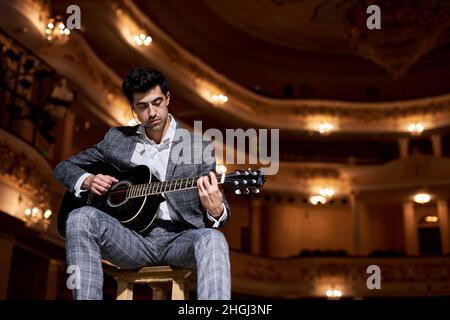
left=74, top=114, right=227, bottom=228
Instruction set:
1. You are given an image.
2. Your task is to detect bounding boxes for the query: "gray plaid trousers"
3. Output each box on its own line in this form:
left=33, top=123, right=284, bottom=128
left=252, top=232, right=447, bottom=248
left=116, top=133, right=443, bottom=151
left=66, top=206, right=231, bottom=300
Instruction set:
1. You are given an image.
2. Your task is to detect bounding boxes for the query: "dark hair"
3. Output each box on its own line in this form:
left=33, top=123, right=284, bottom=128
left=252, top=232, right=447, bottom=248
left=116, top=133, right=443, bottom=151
left=121, top=67, right=169, bottom=104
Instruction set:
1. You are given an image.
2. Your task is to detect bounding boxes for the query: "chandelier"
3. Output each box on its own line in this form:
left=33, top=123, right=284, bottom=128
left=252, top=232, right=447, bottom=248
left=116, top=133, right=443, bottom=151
left=45, top=16, right=71, bottom=44
left=339, top=0, right=450, bottom=78
left=23, top=207, right=52, bottom=232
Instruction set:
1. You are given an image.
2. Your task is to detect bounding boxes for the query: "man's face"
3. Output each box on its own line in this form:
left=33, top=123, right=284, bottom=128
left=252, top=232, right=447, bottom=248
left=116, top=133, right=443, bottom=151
left=132, top=85, right=170, bottom=133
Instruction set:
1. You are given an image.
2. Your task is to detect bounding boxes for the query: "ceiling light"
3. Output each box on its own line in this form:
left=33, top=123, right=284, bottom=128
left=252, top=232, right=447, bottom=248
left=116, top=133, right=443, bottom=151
left=413, top=193, right=431, bottom=204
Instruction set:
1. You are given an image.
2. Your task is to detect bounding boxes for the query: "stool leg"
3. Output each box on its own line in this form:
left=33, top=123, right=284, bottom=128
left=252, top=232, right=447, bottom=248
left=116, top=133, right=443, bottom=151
left=172, top=278, right=188, bottom=300
left=117, top=281, right=133, bottom=300
left=148, top=284, right=170, bottom=300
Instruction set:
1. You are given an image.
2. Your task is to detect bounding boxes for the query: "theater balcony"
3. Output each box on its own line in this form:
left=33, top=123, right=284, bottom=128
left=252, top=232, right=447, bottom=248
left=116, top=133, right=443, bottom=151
left=229, top=252, right=450, bottom=299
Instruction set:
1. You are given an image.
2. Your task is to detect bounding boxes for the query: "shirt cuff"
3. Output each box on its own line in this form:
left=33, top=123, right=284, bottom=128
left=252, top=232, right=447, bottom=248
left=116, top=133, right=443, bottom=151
left=74, top=173, right=92, bottom=198
left=207, top=203, right=228, bottom=228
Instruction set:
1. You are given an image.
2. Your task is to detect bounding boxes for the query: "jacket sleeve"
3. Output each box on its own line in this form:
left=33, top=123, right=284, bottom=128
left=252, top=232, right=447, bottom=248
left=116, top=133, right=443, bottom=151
left=53, top=128, right=113, bottom=193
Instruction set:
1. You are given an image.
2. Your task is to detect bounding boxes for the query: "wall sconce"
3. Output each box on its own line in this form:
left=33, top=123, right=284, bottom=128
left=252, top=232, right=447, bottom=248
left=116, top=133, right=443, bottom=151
left=212, top=94, right=228, bottom=104
left=325, top=288, right=342, bottom=299
left=424, top=215, right=438, bottom=223
left=319, top=187, right=335, bottom=198
left=318, top=122, right=334, bottom=135
left=23, top=207, right=52, bottom=232
left=408, top=123, right=424, bottom=136
left=216, top=164, right=227, bottom=174
left=310, top=195, right=327, bottom=205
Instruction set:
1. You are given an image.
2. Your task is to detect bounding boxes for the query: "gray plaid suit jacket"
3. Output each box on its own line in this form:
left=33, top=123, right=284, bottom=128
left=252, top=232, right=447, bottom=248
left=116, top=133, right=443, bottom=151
left=53, top=123, right=231, bottom=229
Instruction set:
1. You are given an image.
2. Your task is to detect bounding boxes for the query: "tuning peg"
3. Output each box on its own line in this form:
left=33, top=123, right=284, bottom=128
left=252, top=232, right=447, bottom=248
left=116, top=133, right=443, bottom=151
left=244, top=188, right=250, bottom=194
left=254, top=188, right=260, bottom=194
left=244, top=171, right=250, bottom=176
left=233, top=181, right=239, bottom=186
left=234, top=170, right=240, bottom=175
left=235, top=189, right=242, bottom=195
left=252, top=171, right=258, bottom=176
left=242, top=180, right=247, bottom=185
left=251, top=179, right=256, bottom=184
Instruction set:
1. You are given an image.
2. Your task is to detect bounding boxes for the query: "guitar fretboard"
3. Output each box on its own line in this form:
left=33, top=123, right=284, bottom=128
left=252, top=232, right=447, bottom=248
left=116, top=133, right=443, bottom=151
left=126, top=174, right=224, bottom=199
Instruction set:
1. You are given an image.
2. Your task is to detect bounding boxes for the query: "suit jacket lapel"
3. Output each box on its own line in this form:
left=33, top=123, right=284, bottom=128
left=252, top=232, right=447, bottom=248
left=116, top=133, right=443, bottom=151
left=166, top=123, right=188, bottom=180
left=112, top=125, right=139, bottom=170
left=126, top=134, right=139, bottom=165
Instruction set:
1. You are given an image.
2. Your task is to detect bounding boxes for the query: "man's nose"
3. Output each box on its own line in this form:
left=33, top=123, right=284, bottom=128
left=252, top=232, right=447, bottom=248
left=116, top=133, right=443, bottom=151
left=148, top=105, right=157, bottom=118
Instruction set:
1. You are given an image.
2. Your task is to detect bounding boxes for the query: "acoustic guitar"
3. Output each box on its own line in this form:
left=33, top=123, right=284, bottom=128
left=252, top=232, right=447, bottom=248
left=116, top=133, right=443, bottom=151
left=57, top=162, right=265, bottom=237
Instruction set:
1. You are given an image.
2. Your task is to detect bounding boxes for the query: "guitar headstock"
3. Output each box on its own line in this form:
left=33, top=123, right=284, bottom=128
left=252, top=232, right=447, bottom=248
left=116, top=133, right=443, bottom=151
left=223, top=168, right=266, bottom=195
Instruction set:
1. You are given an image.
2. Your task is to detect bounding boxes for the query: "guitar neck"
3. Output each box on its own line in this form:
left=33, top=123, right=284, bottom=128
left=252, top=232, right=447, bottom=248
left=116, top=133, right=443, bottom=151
left=126, top=173, right=226, bottom=199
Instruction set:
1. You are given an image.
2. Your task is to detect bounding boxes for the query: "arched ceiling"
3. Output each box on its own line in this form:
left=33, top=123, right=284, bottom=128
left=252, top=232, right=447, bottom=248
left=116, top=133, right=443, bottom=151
left=134, top=0, right=450, bottom=101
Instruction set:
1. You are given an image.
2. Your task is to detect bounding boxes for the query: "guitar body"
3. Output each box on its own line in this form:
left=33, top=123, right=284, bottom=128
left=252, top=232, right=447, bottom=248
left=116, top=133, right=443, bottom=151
left=57, top=163, right=164, bottom=238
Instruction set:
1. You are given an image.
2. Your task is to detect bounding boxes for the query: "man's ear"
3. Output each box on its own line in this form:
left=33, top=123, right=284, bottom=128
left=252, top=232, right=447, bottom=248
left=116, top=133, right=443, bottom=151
left=166, top=92, right=170, bottom=106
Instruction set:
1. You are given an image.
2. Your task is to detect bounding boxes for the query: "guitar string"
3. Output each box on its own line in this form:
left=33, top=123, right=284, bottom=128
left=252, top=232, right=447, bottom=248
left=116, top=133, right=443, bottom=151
left=90, top=172, right=258, bottom=197
left=104, top=173, right=229, bottom=196
left=114, top=180, right=198, bottom=194
left=107, top=179, right=208, bottom=195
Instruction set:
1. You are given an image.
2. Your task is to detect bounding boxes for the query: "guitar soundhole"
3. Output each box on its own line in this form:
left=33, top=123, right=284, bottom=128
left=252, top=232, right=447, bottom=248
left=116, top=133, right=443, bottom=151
left=109, top=189, right=127, bottom=205
left=108, top=182, right=130, bottom=206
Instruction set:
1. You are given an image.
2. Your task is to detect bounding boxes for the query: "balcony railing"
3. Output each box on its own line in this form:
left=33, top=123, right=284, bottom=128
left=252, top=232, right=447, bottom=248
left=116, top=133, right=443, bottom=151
left=0, top=27, right=74, bottom=161
left=230, top=251, right=450, bottom=298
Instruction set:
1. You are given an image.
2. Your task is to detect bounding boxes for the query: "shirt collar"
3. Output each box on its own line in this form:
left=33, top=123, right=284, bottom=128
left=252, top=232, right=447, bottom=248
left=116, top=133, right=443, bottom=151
left=136, top=114, right=177, bottom=146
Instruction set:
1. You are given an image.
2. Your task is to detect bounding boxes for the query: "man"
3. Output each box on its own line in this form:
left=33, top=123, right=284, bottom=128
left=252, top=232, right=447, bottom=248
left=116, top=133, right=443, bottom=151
left=53, top=67, right=231, bottom=300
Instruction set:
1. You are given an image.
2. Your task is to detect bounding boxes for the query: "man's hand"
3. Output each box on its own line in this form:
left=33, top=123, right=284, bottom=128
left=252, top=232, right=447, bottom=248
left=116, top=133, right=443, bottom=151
left=197, top=172, right=224, bottom=218
left=82, top=174, right=118, bottom=195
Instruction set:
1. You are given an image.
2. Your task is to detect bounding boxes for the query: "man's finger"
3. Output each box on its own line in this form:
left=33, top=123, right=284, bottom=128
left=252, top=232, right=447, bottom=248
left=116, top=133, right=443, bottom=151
left=108, top=176, right=119, bottom=183
left=210, top=172, right=218, bottom=186
left=98, top=175, right=112, bottom=184
left=94, top=184, right=107, bottom=193
left=197, top=177, right=206, bottom=193
left=94, top=179, right=110, bottom=189
left=202, top=175, right=213, bottom=191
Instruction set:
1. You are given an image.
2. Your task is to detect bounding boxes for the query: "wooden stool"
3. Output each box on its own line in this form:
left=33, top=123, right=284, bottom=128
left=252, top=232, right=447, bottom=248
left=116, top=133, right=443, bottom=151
left=105, top=265, right=196, bottom=300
